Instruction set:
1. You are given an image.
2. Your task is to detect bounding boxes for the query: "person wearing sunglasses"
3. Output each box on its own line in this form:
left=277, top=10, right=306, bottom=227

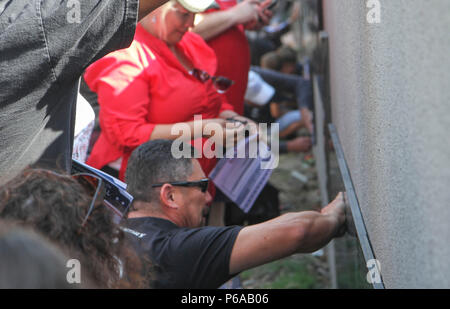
left=84, top=0, right=256, bottom=189
left=123, top=140, right=347, bottom=289
left=0, top=168, right=150, bottom=288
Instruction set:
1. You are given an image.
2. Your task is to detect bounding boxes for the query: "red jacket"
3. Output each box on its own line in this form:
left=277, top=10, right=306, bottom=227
left=84, top=25, right=234, bottom=180
left=206, top=0, right=251, bottom=115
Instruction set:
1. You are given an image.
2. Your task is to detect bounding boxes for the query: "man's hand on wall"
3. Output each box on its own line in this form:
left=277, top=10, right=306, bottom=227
left=321, top=192, right=347, bottom=237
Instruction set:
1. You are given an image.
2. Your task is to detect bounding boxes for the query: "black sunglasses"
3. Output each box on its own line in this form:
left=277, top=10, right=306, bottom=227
left=152, top=178, right=210, bottom=193
left=190, top=68, right=234, bottom=94
left=30, top=169, right=106, bottom=228
left=71, top=159, right=134, bottom=223
left=72, top=173, right=105, bottom=227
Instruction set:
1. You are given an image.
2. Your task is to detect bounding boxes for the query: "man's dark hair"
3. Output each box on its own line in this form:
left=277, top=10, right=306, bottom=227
left=277, top=46, right=297, bottom=64
left=125, top=140, right=195, bottom=203
left=261, top=51, right=282, bottom=71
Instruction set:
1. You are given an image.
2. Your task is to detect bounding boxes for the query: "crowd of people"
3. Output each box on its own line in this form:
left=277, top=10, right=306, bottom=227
left=0, top=0, right=347, bottom=288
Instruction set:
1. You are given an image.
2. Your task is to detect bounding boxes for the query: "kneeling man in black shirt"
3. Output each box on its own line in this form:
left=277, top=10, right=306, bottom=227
left=123, top=139, right=347, bottom=289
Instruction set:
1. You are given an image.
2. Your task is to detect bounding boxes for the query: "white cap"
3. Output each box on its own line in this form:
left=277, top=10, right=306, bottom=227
left=177, top=0, right=217, bottom=13
left=245, top=71, right=276, bottom=106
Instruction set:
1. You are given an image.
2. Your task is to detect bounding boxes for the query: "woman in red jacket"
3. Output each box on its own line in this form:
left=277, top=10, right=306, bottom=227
left=84, top=0, right=253, bottom=186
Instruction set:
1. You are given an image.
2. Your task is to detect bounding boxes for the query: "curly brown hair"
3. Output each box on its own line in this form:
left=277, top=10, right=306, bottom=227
left=0, top=168, right=150, bottom=288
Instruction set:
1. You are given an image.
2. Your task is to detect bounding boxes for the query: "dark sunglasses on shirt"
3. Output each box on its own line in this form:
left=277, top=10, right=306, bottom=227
left=190, top=68, right=234, bottom=94
left=152, top=178, right=210, bottom=193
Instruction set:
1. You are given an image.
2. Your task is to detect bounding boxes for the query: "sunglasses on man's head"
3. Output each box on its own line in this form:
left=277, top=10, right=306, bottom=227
left=152, top=178, right=210, bottom=193
left=190, top=68, right=234, bottom=94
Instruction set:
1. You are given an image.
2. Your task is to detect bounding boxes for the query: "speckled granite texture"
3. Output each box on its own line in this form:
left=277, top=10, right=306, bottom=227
left=323, top=0, right=450, bottom=288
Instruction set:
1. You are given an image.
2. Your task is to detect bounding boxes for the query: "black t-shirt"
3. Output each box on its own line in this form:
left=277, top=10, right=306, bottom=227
left=124, top=217, right=243, bottom=289
left=0, top=0, right=138, bottom=185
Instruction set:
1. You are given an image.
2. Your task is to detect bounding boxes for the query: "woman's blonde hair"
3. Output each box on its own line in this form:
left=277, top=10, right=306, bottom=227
left=144, top=0, right=179, bottom=41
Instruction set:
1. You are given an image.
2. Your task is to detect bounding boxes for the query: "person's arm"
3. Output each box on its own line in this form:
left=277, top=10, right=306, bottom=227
left=87, top=51, right=233, bottom=147
left=99, top=88, right=227, bottom=145
left=229, top=192, right=346, bottom=275
left=219, top=110, right=240, bottom=120
left=150, top=118, right=227, bottom=141
left=90, top=63, right=193, bottom=147
left=138, top=0, right=170, bottom=20
left=250, top=66, right=314, bottom=133
left=243, top=0, right=273, bottom=31
left=300, top=107, right=314, bottom=134
left=270, top=102, right=281, bottom=118
left=192, top=0, right=260, bottom=41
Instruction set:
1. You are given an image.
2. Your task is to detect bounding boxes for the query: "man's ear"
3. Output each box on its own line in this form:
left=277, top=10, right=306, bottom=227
left=159, top=184, right=180, bottom=210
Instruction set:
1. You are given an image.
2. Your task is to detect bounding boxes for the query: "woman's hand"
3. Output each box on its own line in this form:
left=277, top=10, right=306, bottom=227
left=200, top=118, right=226, bottom=139
left=244, top=0, right=274, bottom=30
left=202, top=116, right=258, bottom=149
left=231, top=0, right=260, bottom=25
left=228, top=115, right=259, bottom=136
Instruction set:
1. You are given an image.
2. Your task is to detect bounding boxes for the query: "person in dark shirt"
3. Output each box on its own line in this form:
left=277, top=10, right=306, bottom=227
left=0, top=0, right=169, bottom=186
left=123, top=139, right=347, bottom=288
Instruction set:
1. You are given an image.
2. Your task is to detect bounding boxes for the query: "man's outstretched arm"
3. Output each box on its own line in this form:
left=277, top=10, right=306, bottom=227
left=229, top=192, right=346, bottom=275
left=138, top=0, right=169, bottom=20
